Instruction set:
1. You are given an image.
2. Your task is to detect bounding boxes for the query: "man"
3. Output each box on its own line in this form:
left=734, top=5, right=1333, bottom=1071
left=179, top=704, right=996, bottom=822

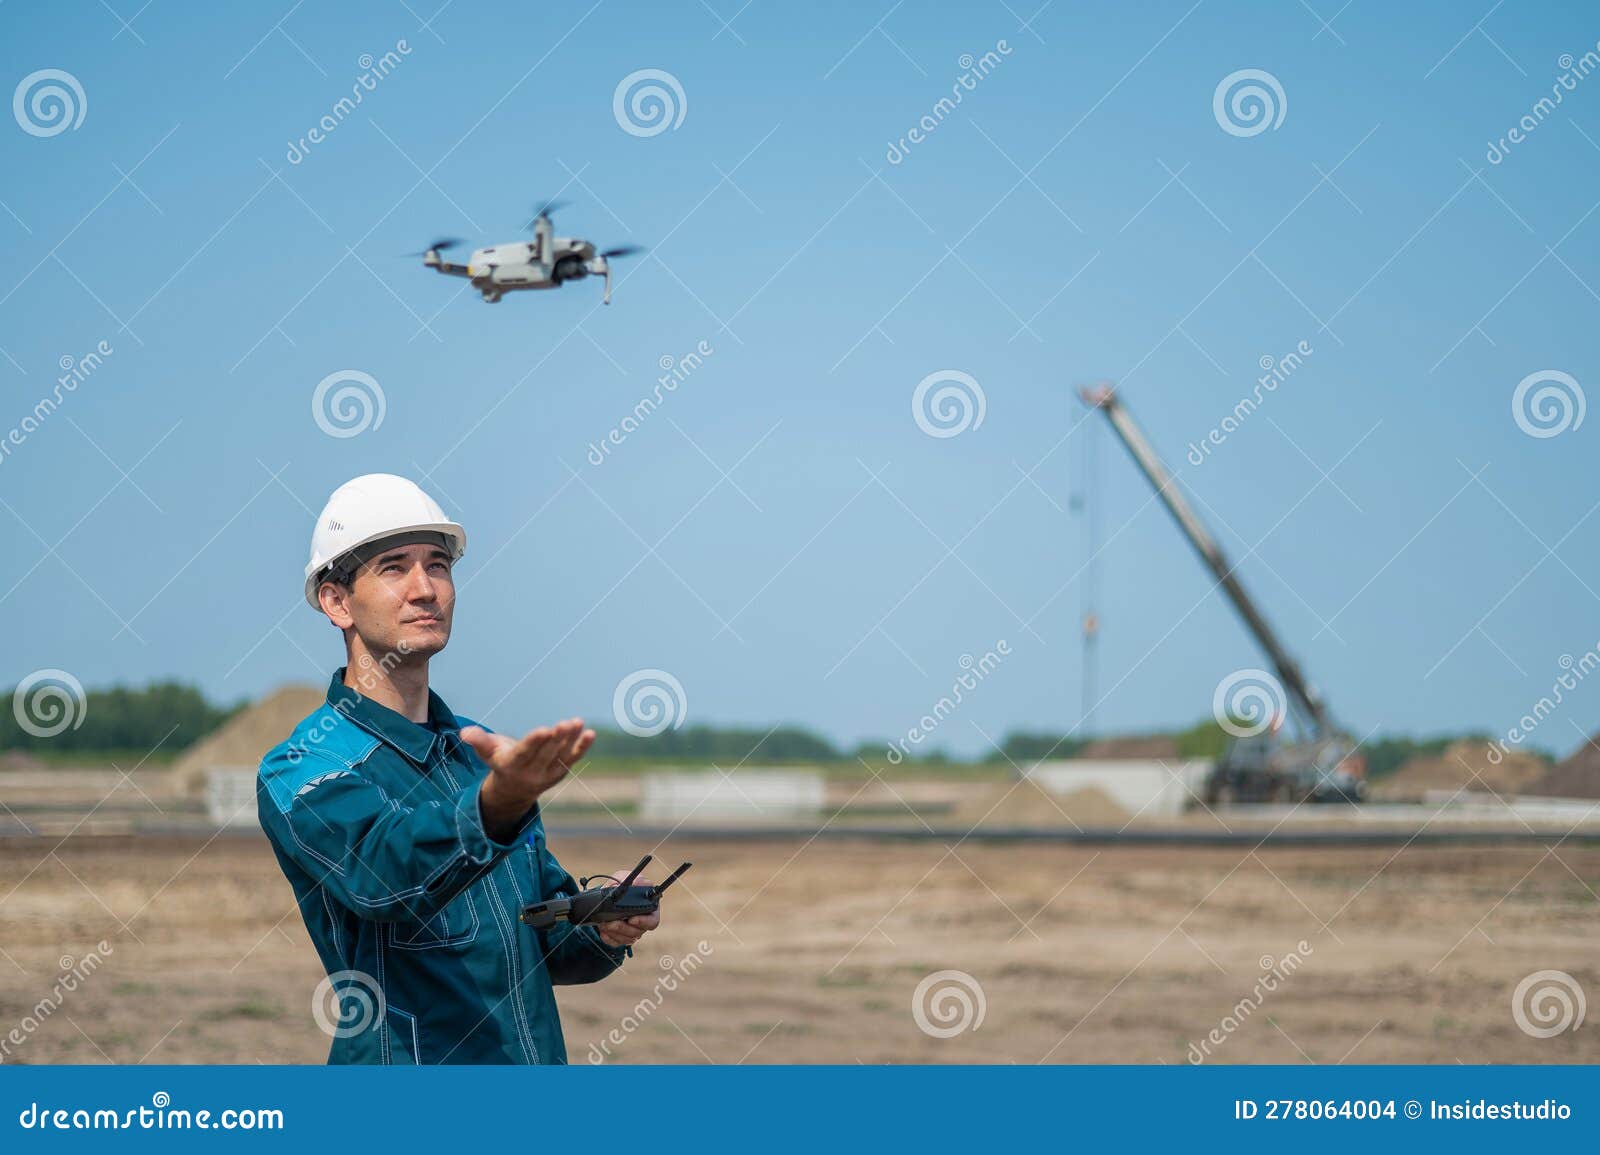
left=257, top=473, right=656, bottom=1064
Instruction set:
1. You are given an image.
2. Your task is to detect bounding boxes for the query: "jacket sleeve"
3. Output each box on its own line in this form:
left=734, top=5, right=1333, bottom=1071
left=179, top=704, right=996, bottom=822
left=258, top=745, right=535, bottom=924
left=531, top=821, right=631, bottom=985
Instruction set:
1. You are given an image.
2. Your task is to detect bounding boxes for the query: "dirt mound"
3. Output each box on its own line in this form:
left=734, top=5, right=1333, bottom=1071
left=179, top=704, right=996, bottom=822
left=1077, top=734, right=1180, bottom=759
left=170, top=684, right=323, bottom=795
left=1369, top=739, right=1546, bottom=800
left=952, top=780, right=1129, bottom=828
left=1523, top=733, right=1600, bottom=799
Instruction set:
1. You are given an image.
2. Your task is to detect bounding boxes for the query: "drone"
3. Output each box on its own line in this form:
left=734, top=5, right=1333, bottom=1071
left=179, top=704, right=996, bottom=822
left=519, top=854, right=692, bottom=931
left=412, top=200, right=644, bottom=305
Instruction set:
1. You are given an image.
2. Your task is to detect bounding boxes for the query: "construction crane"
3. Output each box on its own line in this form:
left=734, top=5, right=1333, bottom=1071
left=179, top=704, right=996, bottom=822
left=1072, top=410, right=1101, bottom=736
left=1079, top=384, right=1365, bottom=804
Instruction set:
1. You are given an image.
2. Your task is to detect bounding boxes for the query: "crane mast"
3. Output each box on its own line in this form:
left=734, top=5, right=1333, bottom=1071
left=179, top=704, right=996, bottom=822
left=1079, top=385, right=1331, bottom=739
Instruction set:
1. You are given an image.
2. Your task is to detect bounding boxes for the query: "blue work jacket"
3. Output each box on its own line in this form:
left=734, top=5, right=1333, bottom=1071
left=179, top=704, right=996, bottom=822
left=257, top=670, right=628, bottom=1063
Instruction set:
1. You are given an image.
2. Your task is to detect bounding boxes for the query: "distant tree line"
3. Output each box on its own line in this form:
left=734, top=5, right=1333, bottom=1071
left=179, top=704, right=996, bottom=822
left=591, top=724, right=842, bottom=763
left=0, top=680, right=242, bottom=755
left=0, top=678, right=1515, bottom=773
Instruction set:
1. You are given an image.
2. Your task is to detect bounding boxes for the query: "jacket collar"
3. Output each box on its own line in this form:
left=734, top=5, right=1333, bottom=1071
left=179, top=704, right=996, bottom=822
left=326, top=668, right=456, bottom=765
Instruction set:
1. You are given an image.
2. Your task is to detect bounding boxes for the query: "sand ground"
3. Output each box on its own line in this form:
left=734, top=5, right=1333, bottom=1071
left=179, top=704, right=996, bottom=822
left=0, top=831, right=1594, bottom=1064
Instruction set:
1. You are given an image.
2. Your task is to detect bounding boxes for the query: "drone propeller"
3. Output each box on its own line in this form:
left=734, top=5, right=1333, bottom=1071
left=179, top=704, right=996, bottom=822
left=404, top=237, right=463, bottom=257
left=600, top=244, right=645, bottom=259
left=529, top=199, right=570, bottom=227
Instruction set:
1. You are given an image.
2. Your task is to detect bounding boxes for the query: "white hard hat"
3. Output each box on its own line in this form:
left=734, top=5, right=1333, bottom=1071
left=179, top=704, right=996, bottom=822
left=304, top=473, right=466, bottom=608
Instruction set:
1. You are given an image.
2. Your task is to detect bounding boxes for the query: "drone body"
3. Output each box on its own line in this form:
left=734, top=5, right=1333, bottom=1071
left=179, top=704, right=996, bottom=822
left=417, top=201, right=642, bottom=304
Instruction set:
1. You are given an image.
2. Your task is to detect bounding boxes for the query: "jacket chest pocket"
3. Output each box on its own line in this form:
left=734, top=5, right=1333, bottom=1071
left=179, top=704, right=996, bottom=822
left=391, top=889, right=481, bottom=950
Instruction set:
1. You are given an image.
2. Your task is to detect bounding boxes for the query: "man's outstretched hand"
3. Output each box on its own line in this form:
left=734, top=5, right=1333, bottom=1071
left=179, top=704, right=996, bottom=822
left=463, top=718, right=594, bottom=843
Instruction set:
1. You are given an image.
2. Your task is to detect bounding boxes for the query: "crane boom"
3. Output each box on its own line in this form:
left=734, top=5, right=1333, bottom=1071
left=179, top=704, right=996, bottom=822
left=1080, top=384, right=1331, bottom=738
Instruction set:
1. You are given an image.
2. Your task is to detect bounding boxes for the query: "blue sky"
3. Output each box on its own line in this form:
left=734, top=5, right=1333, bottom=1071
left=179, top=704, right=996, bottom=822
left=3, top=1, right=1598, bottom=759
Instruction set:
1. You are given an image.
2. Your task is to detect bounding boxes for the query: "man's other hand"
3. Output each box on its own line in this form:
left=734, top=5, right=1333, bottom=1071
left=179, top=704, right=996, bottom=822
left=597, top=874, right=660, bottom=950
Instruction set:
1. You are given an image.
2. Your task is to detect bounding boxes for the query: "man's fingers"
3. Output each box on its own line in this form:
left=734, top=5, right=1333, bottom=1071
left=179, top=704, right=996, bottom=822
left=524, top=719, right=584, bottom=775
left=504, top=726, right=555, bottom=768
left=599, top=909, right=657, bottom=947
left=464, top=719, right=588, bottom=776
left=507, top=720, right=579, bottom=772
left=558, top=729, right=595, bottom=768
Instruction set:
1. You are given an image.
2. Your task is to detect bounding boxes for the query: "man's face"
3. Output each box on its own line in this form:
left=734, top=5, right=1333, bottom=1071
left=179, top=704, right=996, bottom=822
left=322, top=542, right=455, bottom=659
